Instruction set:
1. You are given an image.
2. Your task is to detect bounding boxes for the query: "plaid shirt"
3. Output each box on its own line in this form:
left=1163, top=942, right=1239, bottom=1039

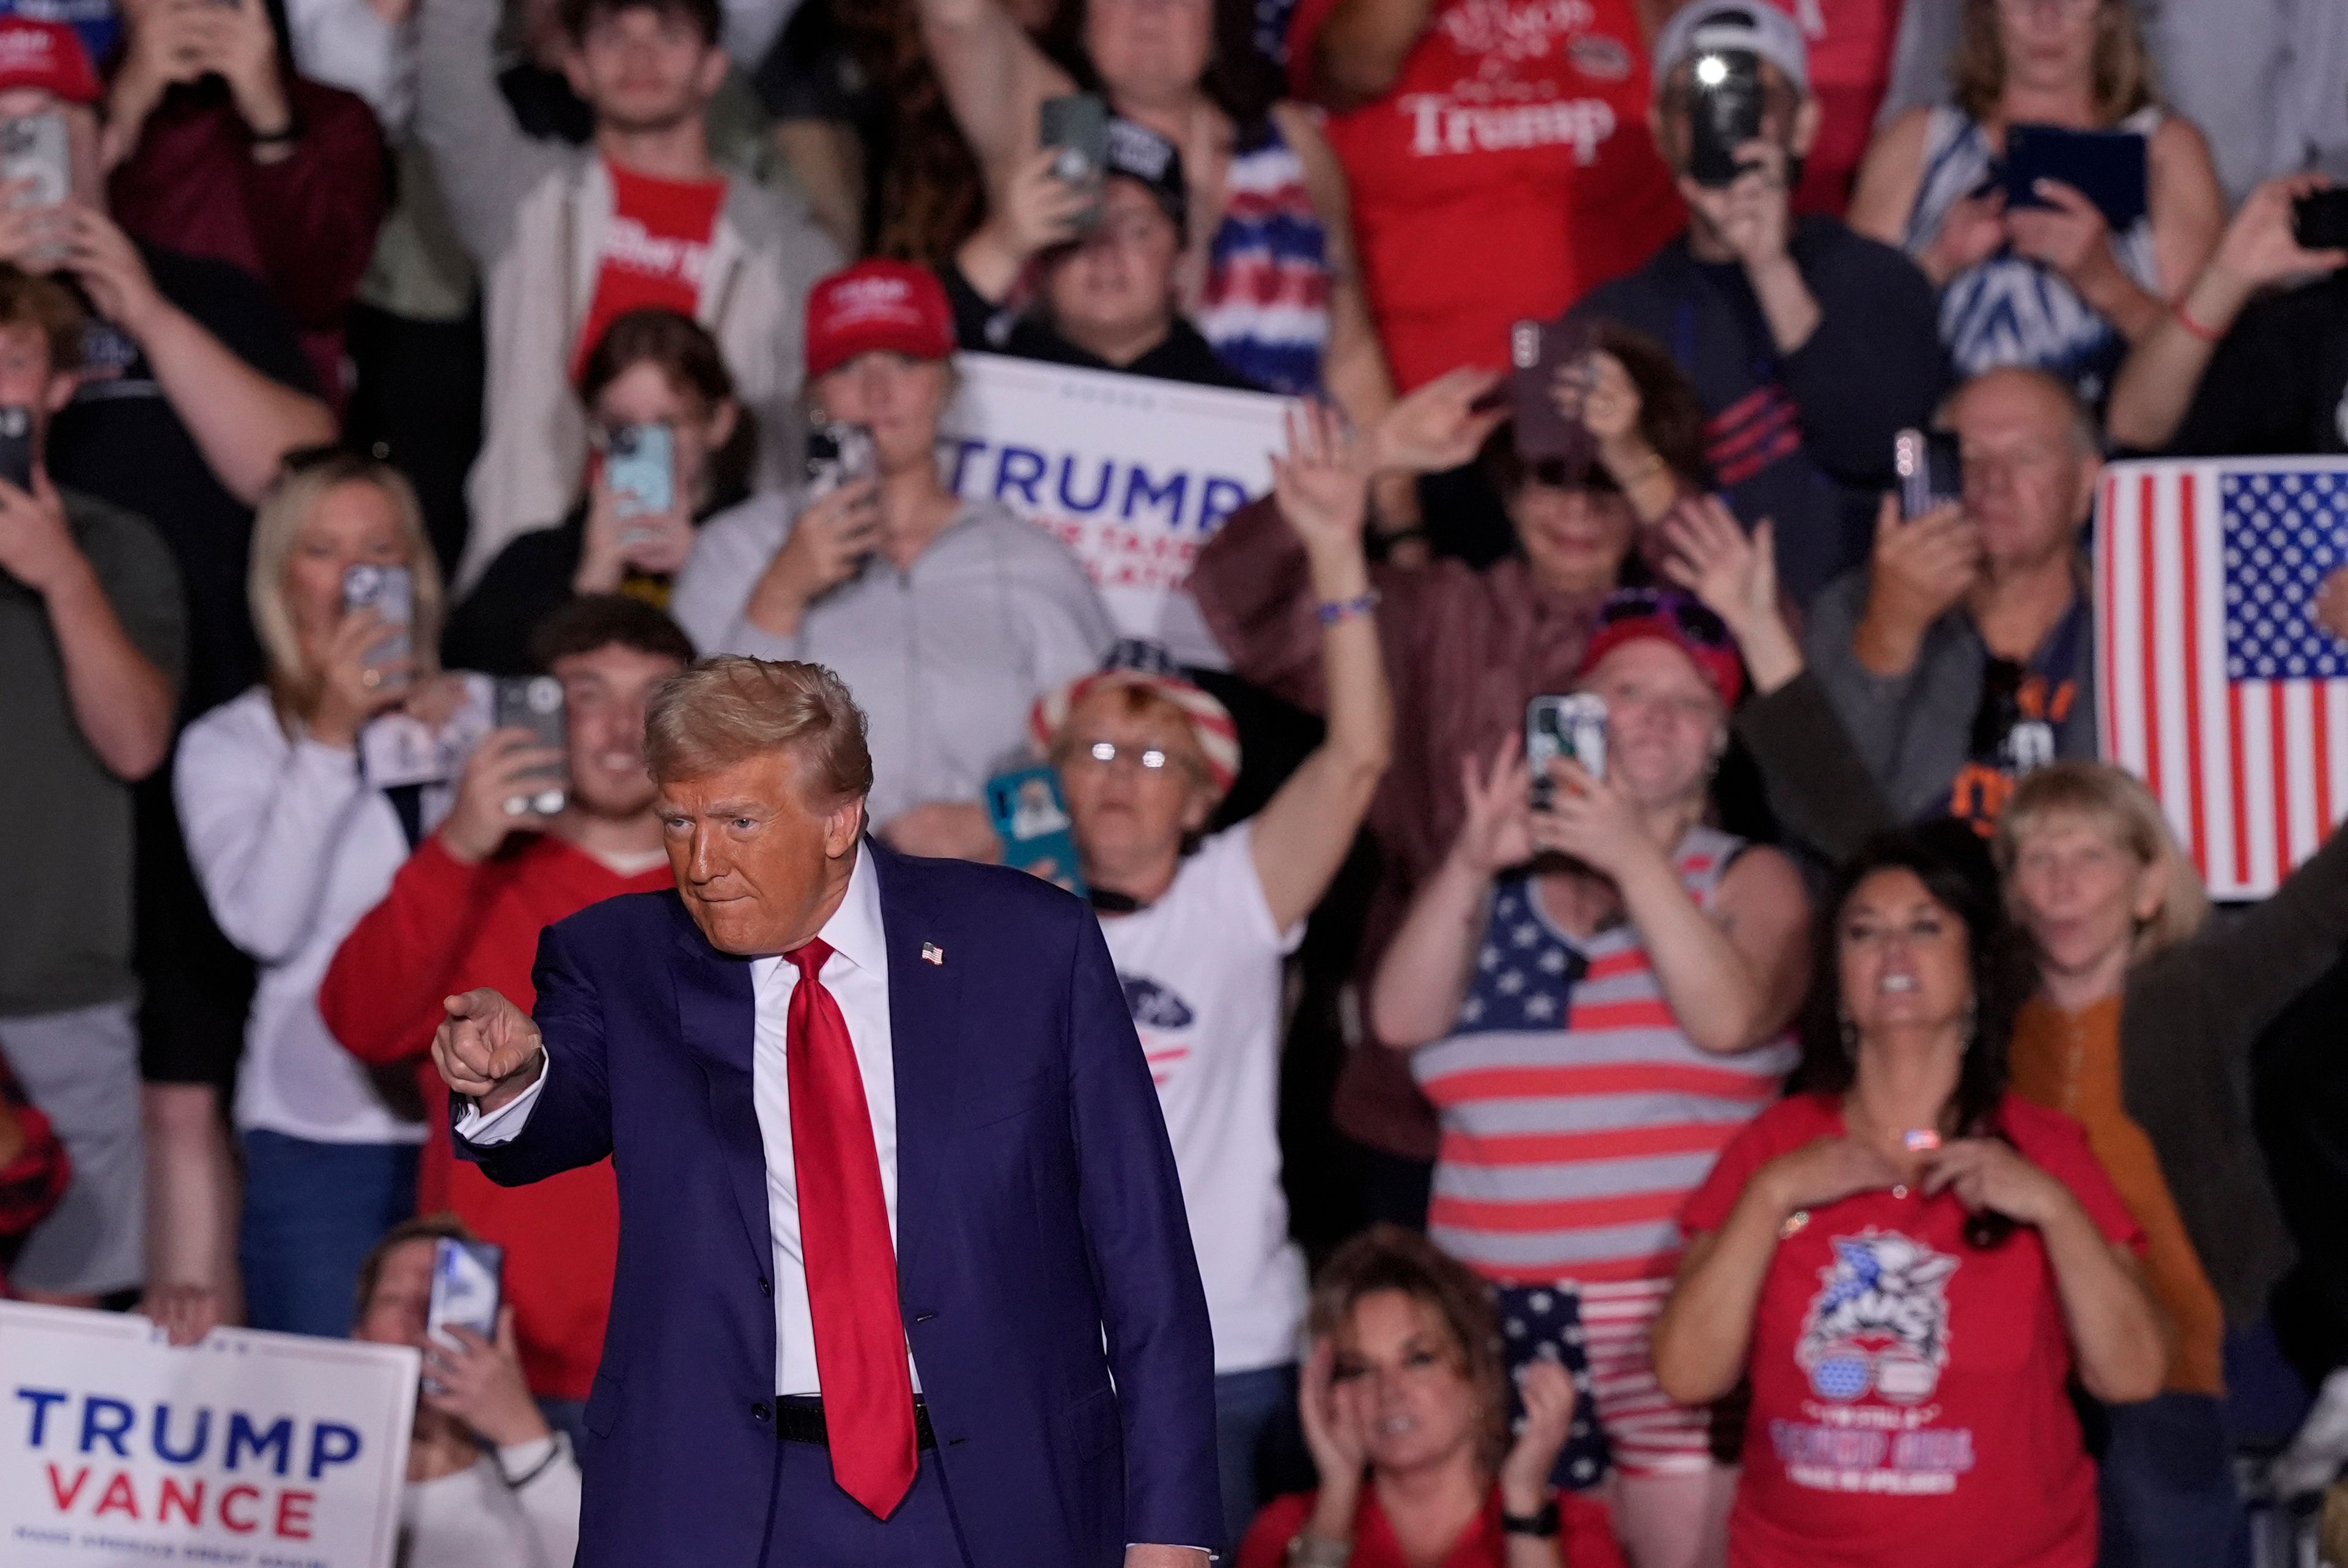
left=0, top=1059, right=70, bottom=1294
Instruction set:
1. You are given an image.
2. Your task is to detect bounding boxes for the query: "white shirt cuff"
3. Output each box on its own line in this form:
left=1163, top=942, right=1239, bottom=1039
left=452, top=1058, right=548, bottom=1144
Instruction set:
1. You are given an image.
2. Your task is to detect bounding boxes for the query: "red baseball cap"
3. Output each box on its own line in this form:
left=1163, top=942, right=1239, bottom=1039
left=804, top=260, right=956, bottom=380
left=1578, top=588, right=1746, bottom=709
left=0, top=18, right=101, bottom=106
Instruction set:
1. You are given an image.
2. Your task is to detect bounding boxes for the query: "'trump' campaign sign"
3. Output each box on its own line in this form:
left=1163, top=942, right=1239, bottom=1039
left=940, top=352, right=1296, bottom=668
left=0, top=1301, right=418, bottom=1568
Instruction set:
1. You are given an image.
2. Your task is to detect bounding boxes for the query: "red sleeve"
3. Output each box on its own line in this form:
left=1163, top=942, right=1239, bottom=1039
left=1237, top=1492, right=1314, bottom=1568
left=319, top=835, right=499, bottom=1066
left=1561, top=1487, right=1631, bottom=1568
left=2004, top=1100, right=2146, bottom=1252
left=235, top=81, right=387, bottom=333
left=1680, top=1101, right=1802, bottom=1235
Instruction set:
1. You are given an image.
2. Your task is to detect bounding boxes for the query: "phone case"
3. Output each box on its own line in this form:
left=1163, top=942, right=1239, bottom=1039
left=2295, top=189, right=2348, bottom=252
left=341, top=562, right=413, bottom=672
left=1527, top=693, right=1608, bottom=807
left=1508, top=318, right=1599, bottom=469
left=0, top=114, right=70, bottom=209
left=1894, top=428, right=1963, bottom=518
left=1686, top=48, right=1764, bottom=188
left=605, top=422, right=674, bottom=520
left=424, top=1237, right=506, bottom=1390
left=1039, top=94, right=1110, bottom=230
left=2001, top=124, right=2148, bottom=229
left=986, top=765, right=1088, bottom=899
left=493, top=675, right=569, bottom=816
left=804, top=422, right=876, bottom=498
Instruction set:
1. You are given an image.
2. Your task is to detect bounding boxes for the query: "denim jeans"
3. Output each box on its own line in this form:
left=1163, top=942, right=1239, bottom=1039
left=1216, top=1363, right=1299, bottom=1556
left=2097, top=1390, right=2251, bottom=1568
left=238, top=1130, right=418, bottom=1337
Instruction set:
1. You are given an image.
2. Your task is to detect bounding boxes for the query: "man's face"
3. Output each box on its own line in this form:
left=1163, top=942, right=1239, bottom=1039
left=1951, top=369, right=2099, bottom=570
left=657, top=749, right=863, bottom=956
left=563, top=4, right=725, bottom=136
left=0, top=322, right=73, bottom=455
left=1041, top=179, right=1180, bottom=352
left=553, top=642, right=682, bottom=820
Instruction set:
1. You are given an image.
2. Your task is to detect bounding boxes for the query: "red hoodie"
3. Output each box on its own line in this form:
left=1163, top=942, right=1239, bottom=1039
left=320, top=832, right=670, bottom=1400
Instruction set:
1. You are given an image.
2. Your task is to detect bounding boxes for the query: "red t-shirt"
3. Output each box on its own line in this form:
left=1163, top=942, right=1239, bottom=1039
left=1679, top=1092, right=2144, bottom=1568
left=1754, top=0, right=1904, bottom=215
left=571, top=159, right=727, bottom=378
left=1239, top=1485, right=1627, bottom=1568
left=1288, top=0, right=1683, bottom=390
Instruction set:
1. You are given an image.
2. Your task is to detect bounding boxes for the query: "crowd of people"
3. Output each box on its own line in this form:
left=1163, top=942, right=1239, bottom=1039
left=4, top=0, right=2348, bottom=1559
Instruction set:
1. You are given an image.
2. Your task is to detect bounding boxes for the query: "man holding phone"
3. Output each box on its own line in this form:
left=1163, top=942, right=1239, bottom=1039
left=1804, top=366, right=2101, bottom=831
left=320, top=595, right=692, bottom=1438
left=0, top=261, right=184, bottom=1309
left=1581, top=0, right=1944, bottom=606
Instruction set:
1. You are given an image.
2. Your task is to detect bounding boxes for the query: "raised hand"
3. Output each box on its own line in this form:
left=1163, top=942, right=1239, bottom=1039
left=1497, top=1358, right=1579, bottom=1513
left=432, top=988, right=545, bottom=1115
left=439, top=727, right=567, bottom=863
left=1368, top=367, right=1507, bottom=477
left=1855, top=493, right=1979, bottom=675
left=1923, top=186, right=2007, bottom=285
left=1530, top=757, right=1659, bottom=882
left=1449, top=733, right=1536, bottom=876
left=2207, top=174, right=2348, bottom=295
left=744, top=479, right=882, bottom=635
left=423, top=1309, right=553, bottom=1448
left=1660, top=501, right=1802, bottom=694
left=1297, top=1336, right=1369, bottom=1489
left=1271, top=400, right=1370, bottom=560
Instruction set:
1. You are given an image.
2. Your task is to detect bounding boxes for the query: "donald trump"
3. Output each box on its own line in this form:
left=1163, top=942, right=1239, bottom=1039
left=431, top=656, right=1219, bottom=1566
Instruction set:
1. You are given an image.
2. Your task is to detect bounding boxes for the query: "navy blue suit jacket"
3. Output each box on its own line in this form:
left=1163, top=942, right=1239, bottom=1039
left=453, top=841, right=1220, bottom=1566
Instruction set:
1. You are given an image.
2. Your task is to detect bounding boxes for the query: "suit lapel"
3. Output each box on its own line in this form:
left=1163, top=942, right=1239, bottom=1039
left=869, top=842, right=962, bottom=1290
left=668, top=905, right=772, bottom=1278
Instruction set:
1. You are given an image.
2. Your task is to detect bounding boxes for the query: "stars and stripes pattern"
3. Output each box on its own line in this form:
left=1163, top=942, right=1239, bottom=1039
left=2096, top=459, right=2348, bottom=899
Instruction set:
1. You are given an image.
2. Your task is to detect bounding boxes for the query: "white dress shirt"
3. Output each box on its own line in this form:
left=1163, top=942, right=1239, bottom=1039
left=457, top=849, right=917, bottom=1396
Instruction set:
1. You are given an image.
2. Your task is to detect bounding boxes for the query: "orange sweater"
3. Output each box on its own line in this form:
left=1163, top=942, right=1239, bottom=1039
left=2009, top=995, right=2225, bottom=1394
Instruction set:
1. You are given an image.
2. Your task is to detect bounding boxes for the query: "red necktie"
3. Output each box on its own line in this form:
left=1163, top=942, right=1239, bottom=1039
left=785, top=938, right=917, bottom=1517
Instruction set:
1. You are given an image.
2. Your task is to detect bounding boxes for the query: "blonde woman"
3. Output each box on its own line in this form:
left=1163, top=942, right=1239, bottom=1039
left=1997, top=763, right=2348, bottom=1568
left=175, top=454, right=463, bottom=1338
left=1848, top=0, right=2222, bottom=402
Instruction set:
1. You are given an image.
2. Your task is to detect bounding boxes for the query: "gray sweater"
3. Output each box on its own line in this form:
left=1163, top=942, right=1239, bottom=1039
left=1804, top=566, right=2099, bottom=823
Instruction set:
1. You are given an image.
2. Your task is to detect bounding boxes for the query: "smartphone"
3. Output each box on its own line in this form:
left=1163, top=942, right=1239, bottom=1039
left=493, top=674, right=569, bottom=817
left=423, top=1236, right=506, bottom=1393
left=804, top=421, right=876, bottom=499
left=1526, top=694, right=1607, bottom=810
left=0, top=405, right=32, bottom=491
left=986, top=765, right=1087, bottom=899
left=0, top=113, right=68, bottom=210
left=604, top=422, right=674, bottom=525
left=1686, top=46, right=1764, bottom=188
left=2295, top=188, right=2348, bottom=253
left=1508, top=317, right=1598, bottom=469
left=1039, top=92, right=1110, bottom=233
left=341, top=562, right=413, bottom=683
left=2001, top=124, right=2149, bottom=229
left=1894, top=427, right=1963, bottom=519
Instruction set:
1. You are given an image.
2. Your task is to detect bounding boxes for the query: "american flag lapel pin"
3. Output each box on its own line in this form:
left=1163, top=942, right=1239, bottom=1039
left=921, top=942, right=945, bottom=966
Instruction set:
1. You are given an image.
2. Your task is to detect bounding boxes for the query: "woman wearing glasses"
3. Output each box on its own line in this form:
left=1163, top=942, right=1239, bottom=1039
left=1368, top=588, right=1813, bottom=1568
left=1847, top=0, right=2223, bottom=403
left=1033, top=403, right=1392, bottom=1558
left=1653, top=824, right=2166, bottom=1568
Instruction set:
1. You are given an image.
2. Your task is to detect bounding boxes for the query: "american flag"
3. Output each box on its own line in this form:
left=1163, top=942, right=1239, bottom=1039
left=2097, top=460, right=2348, bottom=899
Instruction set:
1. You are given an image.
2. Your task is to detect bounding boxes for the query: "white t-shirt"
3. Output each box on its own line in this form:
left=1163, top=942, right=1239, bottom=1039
left=1096, top=823, right=1307, bottom=1375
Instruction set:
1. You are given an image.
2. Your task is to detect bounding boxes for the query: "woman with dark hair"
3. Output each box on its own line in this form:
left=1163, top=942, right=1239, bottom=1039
left=443, top=307, right=747, bottom=675
left=1239, top=1225, right=1626, bottom=1568
left=1191, top=330, right=1721, bottom=1246
left=1847, top=0, right=2221, bottom=402
left=914, top=0, right=1400, bottom=425
left=1654, top=824, right=2167, bottom=1568
left=103, top=0, right=388, bottom=407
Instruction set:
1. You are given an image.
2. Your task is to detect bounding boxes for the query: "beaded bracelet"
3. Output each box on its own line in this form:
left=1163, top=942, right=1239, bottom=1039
left=1317, top=589, right=1381, bottom=626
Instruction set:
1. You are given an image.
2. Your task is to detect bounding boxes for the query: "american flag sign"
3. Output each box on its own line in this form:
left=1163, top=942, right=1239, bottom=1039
left=2096, top=459, right=2348, bottom=899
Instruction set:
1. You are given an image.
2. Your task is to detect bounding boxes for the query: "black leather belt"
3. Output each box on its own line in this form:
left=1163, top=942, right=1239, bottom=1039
left=775, top=1396, right=938, bottom=1450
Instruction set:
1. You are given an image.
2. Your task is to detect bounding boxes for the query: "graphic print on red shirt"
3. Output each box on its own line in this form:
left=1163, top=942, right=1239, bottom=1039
left=1288, top=0, right=1683, bottom=389
left=571, top=160, right=727, bottom=378
left=1680, top=1092, right=2144, bottom=1568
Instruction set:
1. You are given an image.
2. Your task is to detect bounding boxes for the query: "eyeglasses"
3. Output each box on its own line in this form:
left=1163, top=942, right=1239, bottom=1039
left=1073, top=740, right=1171, bottom=771
left=1597, top=588, right=1734, bottom=650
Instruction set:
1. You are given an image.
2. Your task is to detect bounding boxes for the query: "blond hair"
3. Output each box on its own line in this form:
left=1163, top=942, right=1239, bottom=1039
left=248, top=454, right=443, bottom=727
left=646, top=657, right=875, bottom=803
left=1995, top=761, right=2210, bottom=960
left=1954, top=0, right=2155, bottom=125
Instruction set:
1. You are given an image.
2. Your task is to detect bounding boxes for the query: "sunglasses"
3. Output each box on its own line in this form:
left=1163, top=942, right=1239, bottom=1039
left=1597, top=589, right=1733, bottom=650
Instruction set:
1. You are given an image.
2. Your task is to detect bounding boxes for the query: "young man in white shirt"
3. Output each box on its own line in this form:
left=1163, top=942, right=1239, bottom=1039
left=1031, top=404, right=1393, bottom=1555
